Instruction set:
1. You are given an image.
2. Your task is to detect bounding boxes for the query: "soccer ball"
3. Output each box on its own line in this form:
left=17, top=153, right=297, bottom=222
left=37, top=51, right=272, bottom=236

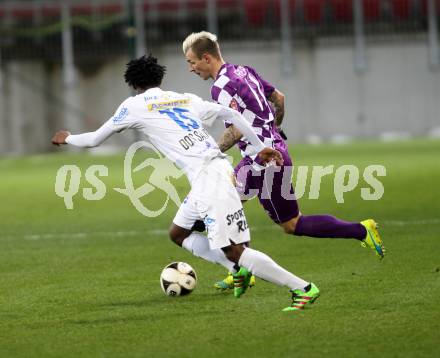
left=160, top=262, right=197, bottom=297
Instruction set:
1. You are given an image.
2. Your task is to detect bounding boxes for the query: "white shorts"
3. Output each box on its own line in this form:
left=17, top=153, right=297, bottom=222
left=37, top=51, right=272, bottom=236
left=173, top=158, right=250, bottom=250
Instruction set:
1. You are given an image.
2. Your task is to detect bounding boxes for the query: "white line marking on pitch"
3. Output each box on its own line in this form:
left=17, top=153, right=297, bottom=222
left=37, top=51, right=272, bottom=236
left=383, top=219, right=440, bottom=226
left=1, top=218, right=439, bottom=240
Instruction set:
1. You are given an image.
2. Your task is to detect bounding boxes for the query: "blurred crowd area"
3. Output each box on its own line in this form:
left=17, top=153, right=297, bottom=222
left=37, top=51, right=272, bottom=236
left=1, top=0, right=438, bottom=62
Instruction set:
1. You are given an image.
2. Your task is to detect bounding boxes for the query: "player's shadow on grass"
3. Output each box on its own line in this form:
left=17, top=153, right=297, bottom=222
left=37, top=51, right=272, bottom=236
left=67, top=312, right=189, bottom=325
left=68, top=295, right=227, bottom=326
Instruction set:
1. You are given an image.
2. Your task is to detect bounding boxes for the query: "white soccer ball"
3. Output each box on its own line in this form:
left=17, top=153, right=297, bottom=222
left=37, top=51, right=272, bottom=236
left=160, top=262, right=197, bottom=297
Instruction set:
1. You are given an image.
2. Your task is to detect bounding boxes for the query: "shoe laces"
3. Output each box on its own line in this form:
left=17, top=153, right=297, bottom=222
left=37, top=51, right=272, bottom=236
left=233, top=274, right=246, bottom=287
left=291, top=290, right=311, bottom=307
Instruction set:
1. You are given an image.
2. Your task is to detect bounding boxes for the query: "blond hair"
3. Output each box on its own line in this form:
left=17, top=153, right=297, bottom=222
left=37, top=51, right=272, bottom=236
left=182, top=31, right=221, bottom=59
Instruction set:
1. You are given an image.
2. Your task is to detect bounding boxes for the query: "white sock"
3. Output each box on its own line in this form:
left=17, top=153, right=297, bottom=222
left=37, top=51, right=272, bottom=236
left=182, top=233, right=236, bottom=272
left=238, top=247, right=309, bottom=291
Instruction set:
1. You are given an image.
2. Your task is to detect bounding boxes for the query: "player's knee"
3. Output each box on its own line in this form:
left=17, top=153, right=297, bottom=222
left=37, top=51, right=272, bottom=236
left=282, top=223, right=295, bottom=234
left=280, top=214, right=301, bottom=234
left=190, top=220, right=206, bottom=232
left=222, top=243, right=245, bottom=263
left=168, top=224, right=190, bottom=247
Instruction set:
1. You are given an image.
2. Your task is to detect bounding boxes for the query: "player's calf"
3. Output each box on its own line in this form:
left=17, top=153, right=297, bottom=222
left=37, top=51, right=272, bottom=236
left=221, top=243, right=246, bottom=263
left=279, top=214, right=301, bottom=234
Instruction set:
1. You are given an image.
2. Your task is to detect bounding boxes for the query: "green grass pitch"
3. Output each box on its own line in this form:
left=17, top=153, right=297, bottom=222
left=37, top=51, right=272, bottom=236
left=0, top=139, right=439, bottom=357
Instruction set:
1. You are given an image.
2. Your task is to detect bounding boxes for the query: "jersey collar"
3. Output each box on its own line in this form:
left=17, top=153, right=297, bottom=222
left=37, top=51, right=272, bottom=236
left=143, top=87, right=162, bottom=94
left=215, top=63, right=229, bottom=80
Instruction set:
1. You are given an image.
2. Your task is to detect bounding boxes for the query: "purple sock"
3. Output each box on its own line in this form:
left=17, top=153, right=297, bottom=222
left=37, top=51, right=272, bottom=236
left=294, top=215, right=366, bottom=240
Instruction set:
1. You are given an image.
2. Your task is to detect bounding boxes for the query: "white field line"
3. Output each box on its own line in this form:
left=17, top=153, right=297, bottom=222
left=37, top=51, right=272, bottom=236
left=1, top=218, right=439, bottom=241
left=3, top=229, right=168, bottom=241
left=383, top=219, right=440, bottom=226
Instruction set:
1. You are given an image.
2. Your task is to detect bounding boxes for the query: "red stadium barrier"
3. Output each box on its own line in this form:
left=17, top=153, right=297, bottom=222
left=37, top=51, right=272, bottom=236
left=272, top=0, right=296, bottom=24
left=244, top=0, right=270, bottom=26
left=421, top=0, right=440, bottom=16
left=304, top=0, right=326, bottom=24
left=330, top=0, right=382, bottom=22
left=157, top=1, right=180, bottom=12
left=10, top=8, right=33, bottom=19
left=363, top=0, right=380, bottom=21
left=72, top=4, right=125, bottom=16
left=0, top=0, right=436, bottom=25
left=330, top=0, right=352, bottom=22
left=187, top=0, right=207, bottom=11
left=391, top=0, right=411, bottom=19
left=0, top=0, right=237, bottom=20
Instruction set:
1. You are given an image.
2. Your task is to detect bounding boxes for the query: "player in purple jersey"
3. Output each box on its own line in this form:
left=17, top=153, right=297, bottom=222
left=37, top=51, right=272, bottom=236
left=178, top=31, right=385, bottom=292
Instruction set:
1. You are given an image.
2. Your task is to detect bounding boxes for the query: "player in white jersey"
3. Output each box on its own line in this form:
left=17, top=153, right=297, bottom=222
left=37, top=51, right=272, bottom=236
left=51, top=55, right=320, bottom=311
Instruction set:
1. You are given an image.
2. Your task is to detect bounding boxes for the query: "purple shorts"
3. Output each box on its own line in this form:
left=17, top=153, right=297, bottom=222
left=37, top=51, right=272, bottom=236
left=234, top=144, right=299, bottom=224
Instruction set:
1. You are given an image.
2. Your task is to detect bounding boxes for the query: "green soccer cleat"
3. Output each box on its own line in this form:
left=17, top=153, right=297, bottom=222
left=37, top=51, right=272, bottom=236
left=282, top=283, right=320, bottom=312
left=214, top=272, right=256, bottom=291
left=249, top=274, right=256, bottom=287
left=214, top=272, right=234, bottom=291
left=232, top=267, right=252, bottom=298
left=360, top=219, right=386, bottom=259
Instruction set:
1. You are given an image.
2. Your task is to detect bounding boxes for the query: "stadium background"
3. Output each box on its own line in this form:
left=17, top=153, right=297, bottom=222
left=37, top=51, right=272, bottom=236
left=0, top=2, right=439, bottom=357
left=0, top=0, right=439, bottom=154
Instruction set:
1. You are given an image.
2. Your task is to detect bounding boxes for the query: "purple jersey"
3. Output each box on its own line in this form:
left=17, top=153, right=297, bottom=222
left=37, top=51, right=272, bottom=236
left=211, top=63, right=287, bottom=168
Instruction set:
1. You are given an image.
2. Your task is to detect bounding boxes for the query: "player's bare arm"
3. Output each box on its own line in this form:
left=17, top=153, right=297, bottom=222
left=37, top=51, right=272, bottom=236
left=217, top=125, right=242, bottom=152
left=51, top=130, right=71, bottom=146
left=268, top=89, right=285, bottom=127
left=214, top=106, right=283, bottom=166
left=216, top=97, right=245, bottom=152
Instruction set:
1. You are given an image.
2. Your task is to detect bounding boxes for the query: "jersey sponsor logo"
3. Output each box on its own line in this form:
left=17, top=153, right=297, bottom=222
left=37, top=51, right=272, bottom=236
left=234, top=66, right=247, bottom=78
left=204, top=216, right=216, bottom=226
left=203, top=215, right=216, bottom=234
left=229, top=98, right=239, bottom=111
left=148, top=99, right=190, bottom=111
left=113, top=107, right=129, bottom=123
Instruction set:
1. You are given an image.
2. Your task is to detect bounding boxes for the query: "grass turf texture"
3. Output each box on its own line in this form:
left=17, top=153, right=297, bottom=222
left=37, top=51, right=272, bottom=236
left=0, top=139, right=439, bottom=357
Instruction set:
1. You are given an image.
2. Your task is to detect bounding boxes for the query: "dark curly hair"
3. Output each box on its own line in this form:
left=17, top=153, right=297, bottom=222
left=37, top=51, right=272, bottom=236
left=124, top=55, right=166, bottom=90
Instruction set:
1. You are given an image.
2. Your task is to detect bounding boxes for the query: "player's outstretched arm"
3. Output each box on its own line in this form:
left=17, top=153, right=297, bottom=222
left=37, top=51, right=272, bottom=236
left=217, top=107, right=283, bottom=166
left=51, top=120, right=115, bottom=148
left=217, top=125, right=242, bottom=153
left=268, top=89, right=288, bottom=140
